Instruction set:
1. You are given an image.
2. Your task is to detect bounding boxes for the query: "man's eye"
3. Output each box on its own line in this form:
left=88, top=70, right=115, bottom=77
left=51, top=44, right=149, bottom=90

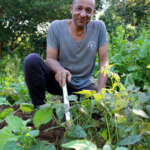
left=86, top=8, right=92, bottom=14
left=76, top=7, right=82, bottom=11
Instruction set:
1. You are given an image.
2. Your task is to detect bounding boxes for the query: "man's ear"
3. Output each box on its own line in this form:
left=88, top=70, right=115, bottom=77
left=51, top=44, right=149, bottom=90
left=69, top=5, right=73, bottom=14
left=93, top=9, right=96, bottom=15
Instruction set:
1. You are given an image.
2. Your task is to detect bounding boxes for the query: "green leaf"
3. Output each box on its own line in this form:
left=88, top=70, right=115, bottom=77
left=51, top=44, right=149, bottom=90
left=0, top=108, right=13, bottom=119
left=0, top=97, right=9, bottom=105
left=127, top=65, right=138, bottom=72
left=115, top=147, right=128, bottom=150
left=70, top=125, right=87, bottom=138
left=145, top=105, right=150, bottom=116
left=3, top=141, right=22, bottom=150
left=29, top=142, right=56, bottom=150
left=28, top=130, right=39, bottom=137
left=100, top=130, right=107, bottom=140
left=5, top=115, right=24, bottom=131
left=53, top=104, right=65, bottom=120
left=119, top=135, right=142, bottom=146
left=103, top=144, right=111, bottom=150
left=0, top=127, right=17, bottom=150
left=33, top=105, right=53, bottom=128
left=132, top=109, right=149, bottom=118
left=20, top=103, right=34, bottom=112
left=62, top=140, right=97, bottom=150
left=68, top=95, right=78, bottom=101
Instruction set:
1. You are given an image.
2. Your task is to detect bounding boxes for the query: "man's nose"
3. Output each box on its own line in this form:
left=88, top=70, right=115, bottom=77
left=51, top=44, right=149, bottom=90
left=80, top=10, right=86, bottom=17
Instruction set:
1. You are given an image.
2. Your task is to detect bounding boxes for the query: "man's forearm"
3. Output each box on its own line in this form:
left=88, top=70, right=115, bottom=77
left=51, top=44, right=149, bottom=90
left=46, top=58, right=64, bottom=73
left=97, top=71, right=108, bottom=93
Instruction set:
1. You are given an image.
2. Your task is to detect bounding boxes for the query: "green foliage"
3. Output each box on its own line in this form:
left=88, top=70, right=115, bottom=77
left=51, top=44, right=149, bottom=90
left=101, top=0, right=150, bottom=40
left=0, top=126, right=15, bottom=150
left=108, top=26, right=150, bottom=90
left=0, top=107, right=13, bottom=119
left=0, top=115, right=40, bottom=150
left=0, top=54, right=29, bottom=104
left=20, top=103, right=34, bottom=113
left=3, top=141, right=22, bottom=150
left=69, top=125, right=87, bottom=139
left=119, top=135, right=142, bottom=146
left=29, top=142, right=56, bottom=150
left=62, top=139, right=98, bottom=150
left=33, top=104, right=53, bottom=129
left=0, top=1, right=150, bottom=149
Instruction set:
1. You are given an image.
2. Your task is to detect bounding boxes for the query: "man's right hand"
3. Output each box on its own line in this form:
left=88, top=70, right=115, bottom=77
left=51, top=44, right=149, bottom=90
left=55, top=68, right=72, bottom=87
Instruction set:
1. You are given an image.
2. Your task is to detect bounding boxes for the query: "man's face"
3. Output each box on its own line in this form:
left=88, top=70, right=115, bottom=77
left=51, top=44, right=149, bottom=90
left=70, top=0, right=96, bottom=28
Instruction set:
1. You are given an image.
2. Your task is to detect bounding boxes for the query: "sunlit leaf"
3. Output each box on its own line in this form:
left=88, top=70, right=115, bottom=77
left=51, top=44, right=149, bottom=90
left=74, top=90, right=96, bottom=98
left=0, top=108, right=13, bottom=119
left=62, top=139, right=97, bottom=150
left=20, top=103, right=34, bottom=112
left=132, top=109, right=149, bottom=118
left=146, top=64, right=150, bottom=69
left=100, top=130, right=107, bottom=140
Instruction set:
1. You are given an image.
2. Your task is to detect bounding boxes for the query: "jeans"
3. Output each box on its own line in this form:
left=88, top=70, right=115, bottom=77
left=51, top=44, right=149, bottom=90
left=24, top=53, right=97, bottom=107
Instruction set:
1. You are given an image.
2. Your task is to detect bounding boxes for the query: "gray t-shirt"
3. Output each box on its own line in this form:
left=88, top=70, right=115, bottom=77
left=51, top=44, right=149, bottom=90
left=47, top=20, right=108, bottom=89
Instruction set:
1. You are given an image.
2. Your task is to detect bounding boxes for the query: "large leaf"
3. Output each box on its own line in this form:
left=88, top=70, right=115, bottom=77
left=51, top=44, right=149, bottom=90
left=0, top=127, right=17, bottom=150
left=29, top=142, right=56, bottom=150
left=62, top=140, right=97, bottom=150
left=5, top=115, right=25, bottom=131
left=0, top=108, right=13, bottom=119
left=70, top=125, right=87, bottom=138
left=3, top=141, right=22, bottom=150
left=119, top=135, right=142, bottom=146
left=33, top=105, right=53, bottom=128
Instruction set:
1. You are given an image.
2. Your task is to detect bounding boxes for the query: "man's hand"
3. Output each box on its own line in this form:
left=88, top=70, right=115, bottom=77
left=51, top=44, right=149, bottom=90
left=46, top=46, right=72, bottom=87
left=55, top=68, right=72, bottom=87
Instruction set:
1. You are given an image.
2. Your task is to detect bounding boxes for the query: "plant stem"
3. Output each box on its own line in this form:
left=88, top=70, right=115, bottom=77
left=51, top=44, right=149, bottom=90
left=105, top=115, right=111, bottom=142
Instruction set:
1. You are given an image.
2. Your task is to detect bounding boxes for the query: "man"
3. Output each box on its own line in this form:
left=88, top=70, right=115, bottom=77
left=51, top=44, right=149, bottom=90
left=24, top=0, right=108, bottom=107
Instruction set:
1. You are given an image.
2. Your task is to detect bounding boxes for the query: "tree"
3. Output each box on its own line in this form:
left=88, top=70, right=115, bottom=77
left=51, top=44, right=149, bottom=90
left=0, top=0, right=72, bottom=57
left=0, top=0, right=103, bottom=58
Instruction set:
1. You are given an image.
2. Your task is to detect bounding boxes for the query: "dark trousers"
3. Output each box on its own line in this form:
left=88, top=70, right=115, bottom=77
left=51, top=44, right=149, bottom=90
left=24, top=53, right=97, bottom=107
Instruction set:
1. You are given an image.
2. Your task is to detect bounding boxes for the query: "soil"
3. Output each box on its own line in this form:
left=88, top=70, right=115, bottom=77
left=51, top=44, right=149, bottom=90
left=0, top=104, right=65, bottom=143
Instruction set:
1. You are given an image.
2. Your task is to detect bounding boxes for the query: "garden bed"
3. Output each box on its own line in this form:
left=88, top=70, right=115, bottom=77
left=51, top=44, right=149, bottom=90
left=0, top=104, right=65, bottom=143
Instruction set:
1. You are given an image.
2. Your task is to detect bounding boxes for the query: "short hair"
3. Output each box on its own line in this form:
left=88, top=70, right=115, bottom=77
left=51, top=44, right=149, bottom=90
left=72, top=0, right=96, bottom=6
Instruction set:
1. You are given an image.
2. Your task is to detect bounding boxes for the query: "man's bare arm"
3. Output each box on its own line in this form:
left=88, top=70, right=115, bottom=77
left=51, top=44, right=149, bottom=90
left=97, top=44, right=108, bottom=92
left=46, top=47, right=71, bottom=87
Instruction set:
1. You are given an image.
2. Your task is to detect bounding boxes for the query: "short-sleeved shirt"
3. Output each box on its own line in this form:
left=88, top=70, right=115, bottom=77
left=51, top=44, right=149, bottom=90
left=47, top=20, right=108, bottom=89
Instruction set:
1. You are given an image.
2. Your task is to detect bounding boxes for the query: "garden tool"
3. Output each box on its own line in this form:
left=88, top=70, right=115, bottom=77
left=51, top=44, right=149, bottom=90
left=62, top=83, right=72, bottom=127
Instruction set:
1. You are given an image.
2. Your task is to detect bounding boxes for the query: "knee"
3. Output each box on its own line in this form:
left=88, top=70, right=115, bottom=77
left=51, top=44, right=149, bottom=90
left=24, top=53, right=42, bottom=69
